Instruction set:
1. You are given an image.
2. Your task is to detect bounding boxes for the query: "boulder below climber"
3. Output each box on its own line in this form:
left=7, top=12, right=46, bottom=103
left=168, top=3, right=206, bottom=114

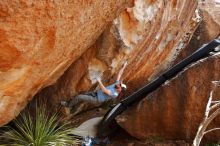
left=116, top=54, right=220, bottom=142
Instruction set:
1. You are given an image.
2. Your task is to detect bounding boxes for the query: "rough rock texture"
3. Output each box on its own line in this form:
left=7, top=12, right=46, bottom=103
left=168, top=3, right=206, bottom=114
left=0, top=0, right=132, bottom=126
left=175, top=0, right=220, bottom=62
left=199, top=0, right=220, bottom=26
left=115, top=0, right=220, bottom=143
left=116, top=0, right=199, bottom=95
left=116, top=54, right=220, bottom=142
left=36, top=0, right=198, bottom=112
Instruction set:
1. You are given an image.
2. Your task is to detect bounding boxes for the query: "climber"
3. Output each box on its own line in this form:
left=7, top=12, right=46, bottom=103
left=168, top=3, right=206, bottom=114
left=61, top=61, right=128, bottom=113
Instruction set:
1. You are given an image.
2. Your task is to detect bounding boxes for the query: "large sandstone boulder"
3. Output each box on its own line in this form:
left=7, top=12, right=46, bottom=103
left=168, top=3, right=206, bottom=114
left=0, top=0, right=132, bottom=126
left=116, top=54, right=220, bottom=142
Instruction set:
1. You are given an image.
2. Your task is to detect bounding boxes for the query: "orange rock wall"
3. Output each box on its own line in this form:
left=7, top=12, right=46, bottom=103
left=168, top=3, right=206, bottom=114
left=0, top=0, right=132, bottom=126
left=116, top=0, right=199, bottom=94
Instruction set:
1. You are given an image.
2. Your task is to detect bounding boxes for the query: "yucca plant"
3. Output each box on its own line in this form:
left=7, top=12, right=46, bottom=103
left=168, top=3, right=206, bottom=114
left=0, top=104, right=78, bottom=146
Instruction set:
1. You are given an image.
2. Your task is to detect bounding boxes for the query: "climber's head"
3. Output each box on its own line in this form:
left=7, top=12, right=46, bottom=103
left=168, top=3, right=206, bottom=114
left=115, top=83, right=127, bottom=93
left=120, top=83, right=127, bottom=92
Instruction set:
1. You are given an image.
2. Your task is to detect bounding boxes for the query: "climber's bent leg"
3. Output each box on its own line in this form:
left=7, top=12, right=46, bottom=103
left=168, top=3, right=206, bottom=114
left=76, top=93, right=98, bottom=103
left=68, top=92, right=98, bottom=107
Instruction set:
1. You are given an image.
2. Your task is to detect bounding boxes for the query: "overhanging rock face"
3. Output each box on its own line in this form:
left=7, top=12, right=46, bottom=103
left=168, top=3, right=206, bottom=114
left=36, top=0, right=198, bottom=111
left=0, top=0, right=199, bottom=126
left=116, top=54, right=220, bottom=141
left=115, top=0, right=199, bottom=93
left=0, top=0, right=132, bottom=126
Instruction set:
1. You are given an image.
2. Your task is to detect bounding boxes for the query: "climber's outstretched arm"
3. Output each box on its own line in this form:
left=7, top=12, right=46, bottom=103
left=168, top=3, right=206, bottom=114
left=116, top=61, right=128, bottom=81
